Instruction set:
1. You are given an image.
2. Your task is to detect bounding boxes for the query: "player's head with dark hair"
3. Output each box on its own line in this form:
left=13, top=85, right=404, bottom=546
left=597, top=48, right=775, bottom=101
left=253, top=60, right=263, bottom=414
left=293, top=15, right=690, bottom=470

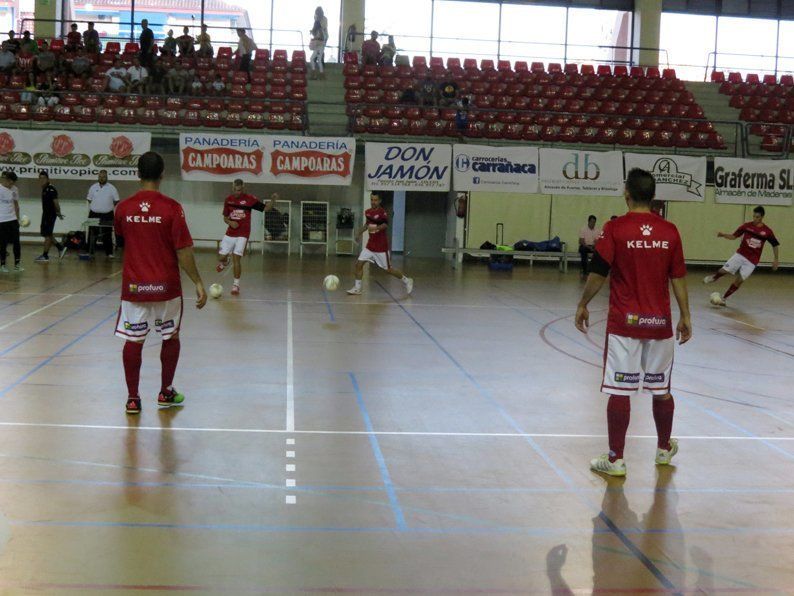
left=0, top=171, right=13, bottom=187
left=753, top=205, right=765, bottom=223
left=370, top=192, right=381, bottom=207
left=624, top=168, right=655, bottom=206
left=38, top=170, right=49, bottom=180
left=2, top=171, right=17, bottom=182
left=587, top=214, right=597, bottom=227
left=138, top=151, right=164, bottom=182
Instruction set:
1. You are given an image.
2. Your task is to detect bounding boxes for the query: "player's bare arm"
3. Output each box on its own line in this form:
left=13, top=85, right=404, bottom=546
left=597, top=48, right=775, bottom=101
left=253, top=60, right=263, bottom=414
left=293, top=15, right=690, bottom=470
left=670, top=277, right=692, bottom=344
left=224, top=216, right=239, bottom=229
left=177, top=246, right=207, bottom=309
left=772, top=245, right=780, bottom=270
left=53, top=198, right=64, bottom=219
left=575, top=272, right=607, bottom=333
left=717, top=231, right=737, bottom=240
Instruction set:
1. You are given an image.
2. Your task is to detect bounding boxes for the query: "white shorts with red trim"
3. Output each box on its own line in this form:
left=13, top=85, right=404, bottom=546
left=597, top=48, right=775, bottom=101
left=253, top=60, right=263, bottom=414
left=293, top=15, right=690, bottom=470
left=723, top=253, right=755, bottom=281
left=601, top=333, right=674, bottom=396
left=115, top=297, right=183, bottom=341
left=219, top=235, right=247, bottom=257
left=358, top=247, right=391, bottom=270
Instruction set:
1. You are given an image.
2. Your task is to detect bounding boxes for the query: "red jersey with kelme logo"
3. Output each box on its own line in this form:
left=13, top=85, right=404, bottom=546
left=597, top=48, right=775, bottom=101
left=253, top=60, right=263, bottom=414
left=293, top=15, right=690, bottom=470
left=223, top=193, right=261, bottom=239
left=595, top=212, right=686, bottom=340
left=365, top=207, right=389, bottom=253
left=114, top=190, right=193, bottom=303
left=733, top=222, right=778, bottom=265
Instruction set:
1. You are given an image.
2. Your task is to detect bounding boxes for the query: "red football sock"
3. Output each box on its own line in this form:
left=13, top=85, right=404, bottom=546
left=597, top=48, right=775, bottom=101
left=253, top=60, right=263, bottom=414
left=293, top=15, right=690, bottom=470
left=160, top=337, right=181, bottom=393
left=607, top=395, right=631, bottom=462
left=122, top=341, right=143, bottom=398
left=653, top=396, right=675, bottom=451
left=724, top=283, right=740, bottom=299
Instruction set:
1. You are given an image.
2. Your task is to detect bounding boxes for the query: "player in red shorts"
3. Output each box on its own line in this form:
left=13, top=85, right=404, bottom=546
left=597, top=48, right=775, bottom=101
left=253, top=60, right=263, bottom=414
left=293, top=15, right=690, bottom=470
left=575, top=168, right=692, bottom=477
left=216, top=179, right=274, bottom=296
left=346, top=192, right=413, bottom=296
left=114, top=152, right=207, bottom=415
left=703, top=205, right=779, bottom=306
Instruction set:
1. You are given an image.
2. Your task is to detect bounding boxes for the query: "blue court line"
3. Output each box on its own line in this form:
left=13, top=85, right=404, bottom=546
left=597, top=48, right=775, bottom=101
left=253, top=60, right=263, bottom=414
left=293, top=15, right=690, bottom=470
left=0, top=310, right=116, bottom=398
left=0, top=289, right=116, bottom=358
left=348, top=371, right=407, bottom=531
left=321, top=289, right=335, bottom=322
left=374, top=280, right=680, bottom=595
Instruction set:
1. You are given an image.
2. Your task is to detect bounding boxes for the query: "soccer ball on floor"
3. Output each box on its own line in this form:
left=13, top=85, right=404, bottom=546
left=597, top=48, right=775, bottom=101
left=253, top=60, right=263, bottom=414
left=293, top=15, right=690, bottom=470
left=209, top=283, right=223, bottom=299
left=323, top=275, right=340, bottom=291
left=19, top=215, right=30, bottom=228
left=709, top=291, right=723, bottom=305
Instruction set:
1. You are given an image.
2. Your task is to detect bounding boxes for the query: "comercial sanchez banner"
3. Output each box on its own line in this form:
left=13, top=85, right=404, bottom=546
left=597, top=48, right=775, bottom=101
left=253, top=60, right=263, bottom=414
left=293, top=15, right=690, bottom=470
left=624, top=153, right=706, bottom=202
left=179, top=133, right=356, bottom=185
left=539, top=149, right=623, bottom=196
left=0, top=129, right=150, bottom=180
left=365, top=142, right=451, bottom=191
left=713, top=157, right=794, bottom=205
left=452, top=145, right=539, bottom=193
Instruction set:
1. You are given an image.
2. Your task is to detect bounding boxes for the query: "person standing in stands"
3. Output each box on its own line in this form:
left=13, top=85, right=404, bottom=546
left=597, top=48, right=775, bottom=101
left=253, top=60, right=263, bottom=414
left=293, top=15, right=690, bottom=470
left=579, top=215, right=600, bottom=280
left=196, top=24, right=213, bottom=58
left=66, top=24, right=83, bottom=51
left=176, top=26, right=195, bottom=56
left=139, top=19, right=154, bottom=68
left=235, top=28, right=256, bottom=72
left=309, top=16, right=327, bottom=79
left=361, top=31, right=380, bottom=65
left=2, top=31, right=20, bottom=54
left=83, top=22, right=101, bottom=53
left=86, top=169, right=120, bottom=259
left=34, top=171, right=67, bottom=263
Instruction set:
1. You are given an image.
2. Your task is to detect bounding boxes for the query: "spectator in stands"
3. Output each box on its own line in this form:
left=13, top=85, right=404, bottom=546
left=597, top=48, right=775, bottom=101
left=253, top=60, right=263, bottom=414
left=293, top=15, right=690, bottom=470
left=196, top=24, right=213, bottom=57
left=166, top=62, right=189, bottom=94
left=36, top=41, right=56, bottom=74
left=19, top=31, right=37, bottom=54
left=0, top=45, right=15, bottom=73
left=399, top=86, right=417, bottom=105
left=20, top=73, right=37, bottom=104
left=418, top=77, right=438, bottom=106
left=148, top=59, right=167, bottom=94
left=309, top=18, right=326, bottom=79
left=455, top=96, right=470, bottom=134
left=83, top=22, right=100, bottom=53
left=438, top=79, right=458, bottom=107
left=344, top=24, right=358, bottom=54
left=36, top=79, right=59, bottom=107
left=313, top=7, right=328, bottom=60
left=190, top=72, right=204, bottom=95
left=15, top=45, right=36, bottom=73
left=578, top=215, right=600, bottom=279
left=235, top=28, right=256, bottom=71
left=177, top=26, right=195, bottom=56
left=379, top=35, right=396, bottom=66
left=105, top=58, right=128, bottom=92
left=361, top=31, right=380, bottom=65
left=66, top=24, right=83, bottom=51
left=71, top=48, right=92, bottom=78
left=161, top=29, right=177, bottom=57
left=127, top=55, right=148, bottom=93
left=2, top=31, right=20, bottom=54
left=139, top=19, right=154, bottom=67
left=208, top=72, right=226, bottom=96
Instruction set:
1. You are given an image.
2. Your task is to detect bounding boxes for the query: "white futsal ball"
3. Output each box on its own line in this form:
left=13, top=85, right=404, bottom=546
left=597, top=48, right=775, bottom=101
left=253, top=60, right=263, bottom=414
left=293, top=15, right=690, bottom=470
left=323, top=275, right=340, bottom=291
left=209, top=283, right=223, bottom=299
left=18, top=215, right=30, bottom=228
left=709, top=291, right=722, bottom=305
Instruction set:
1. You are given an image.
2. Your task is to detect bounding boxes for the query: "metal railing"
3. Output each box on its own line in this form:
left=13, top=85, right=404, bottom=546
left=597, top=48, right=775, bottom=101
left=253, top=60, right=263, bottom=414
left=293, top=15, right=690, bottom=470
left=704, top=50, right=794, bottom=81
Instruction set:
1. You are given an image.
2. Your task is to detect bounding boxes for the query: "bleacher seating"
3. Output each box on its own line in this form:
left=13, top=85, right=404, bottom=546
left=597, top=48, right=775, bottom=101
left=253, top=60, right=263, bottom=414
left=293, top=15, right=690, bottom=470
left=346, top=54, right=723, bottom=148
left=714, top=70, right=793, bottom=152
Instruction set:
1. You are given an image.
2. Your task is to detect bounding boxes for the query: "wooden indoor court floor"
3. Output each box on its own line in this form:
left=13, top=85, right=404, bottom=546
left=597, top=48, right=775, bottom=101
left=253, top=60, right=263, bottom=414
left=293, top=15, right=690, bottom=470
left=0, top=247, right=792, bottom=594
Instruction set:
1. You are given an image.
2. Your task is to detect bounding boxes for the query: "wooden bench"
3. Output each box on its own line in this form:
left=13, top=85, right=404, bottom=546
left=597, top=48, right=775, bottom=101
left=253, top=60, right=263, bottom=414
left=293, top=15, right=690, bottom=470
left=442, top=242, right=568, bottom=273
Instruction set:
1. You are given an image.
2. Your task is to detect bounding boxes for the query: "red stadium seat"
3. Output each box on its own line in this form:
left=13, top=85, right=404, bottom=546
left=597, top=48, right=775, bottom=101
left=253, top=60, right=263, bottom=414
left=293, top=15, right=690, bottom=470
left=763, top=74, right=777, bottom=85
left=710, top=71, right=725, bottom=83
left=613, top=65, right=629, bottom=77
left=124, top=42, right=139, bottom=54
left=746, top=73, right=760, bottom=84
left=105, top=42, right=121, bottom=54
left=597, top=65, right=612, bottom=77
left=49, top=39, right=64, bottom=52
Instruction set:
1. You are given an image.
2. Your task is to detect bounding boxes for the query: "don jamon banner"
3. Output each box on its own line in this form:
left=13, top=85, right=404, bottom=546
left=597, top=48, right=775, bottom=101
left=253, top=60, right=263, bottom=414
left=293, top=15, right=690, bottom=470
left=713, top=157, right=794, bottom=205
left=179, top=133, right=355, bottom=185
left=0, top=129, right=151, bottom=180
left=365, top=143, right=451, bottom=191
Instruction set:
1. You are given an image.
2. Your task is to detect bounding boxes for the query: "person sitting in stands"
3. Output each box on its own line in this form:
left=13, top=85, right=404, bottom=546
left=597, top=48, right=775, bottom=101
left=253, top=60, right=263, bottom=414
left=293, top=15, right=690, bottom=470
left=418, top=77, right=438, bottom=106
left=15, top=45, right=36, bottom=73
left=208, top=72, right=226, bottom=96
left=161, top=30, right=177, bottom=57
left=177, top=26, right=195, bottom=56
left=438, top=79, right=458, bottom=107
left=71, top=48, right=92, bottom=78
left=19, top=31, right=38, bottom=54
left=2, top=31, right=20, bottom=54
left=20, top=73, right=37, bottom=104
left=105, top=58, right=128, bottom=92
left=126, top=55, right=148, bottom=93
left=36, top=41, right=56, bottom=74
left=0, top=45, right=14, bottom=72
left=361, top=30, right=380, bottom=65
left=166, top=63, right=189, bottom=94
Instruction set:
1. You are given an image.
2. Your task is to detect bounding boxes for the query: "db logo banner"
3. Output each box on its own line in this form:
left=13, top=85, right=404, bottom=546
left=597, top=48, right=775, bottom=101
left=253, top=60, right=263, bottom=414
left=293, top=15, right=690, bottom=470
left=539, top=149, right=623, bottom=196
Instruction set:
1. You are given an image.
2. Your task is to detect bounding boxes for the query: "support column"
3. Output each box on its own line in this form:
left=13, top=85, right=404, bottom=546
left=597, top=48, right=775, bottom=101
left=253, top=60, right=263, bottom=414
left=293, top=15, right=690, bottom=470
left=391, top=191, right=405, bottom=253
left=340, top=0, right=365, bottom=58
left=632, top=0, right=662, bottom=68
left=34, top=0, right=61, bottom=38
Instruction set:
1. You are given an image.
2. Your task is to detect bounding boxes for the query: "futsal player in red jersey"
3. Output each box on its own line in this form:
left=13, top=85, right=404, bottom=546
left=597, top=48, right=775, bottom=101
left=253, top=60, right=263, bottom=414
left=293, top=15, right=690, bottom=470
left=575, top=168, right=692, bottom=477
left=347, top=192, right=413, bottom=296
left=216, top=179, right=274, bottom=296
left=703, top=205, right=780, bottom=306
left=114, top=152, right=207, bottom=415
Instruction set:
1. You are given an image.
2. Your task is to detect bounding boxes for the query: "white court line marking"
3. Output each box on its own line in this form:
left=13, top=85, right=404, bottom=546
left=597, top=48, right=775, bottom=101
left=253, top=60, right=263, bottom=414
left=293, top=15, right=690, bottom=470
left=286, top=438, right=295, bottom=445
left=286, top=479, right=296, bottom=487
left=286, top=290, right=295, bottom=432
left=285, top=495, right=296, bottom=504
left=286, top=451, right=295, bottom=458
left=0, top=295, right=72, bottom=332
left=286, top=464, right=296, bottom=472
left=0, top=421, right=791, bottom=441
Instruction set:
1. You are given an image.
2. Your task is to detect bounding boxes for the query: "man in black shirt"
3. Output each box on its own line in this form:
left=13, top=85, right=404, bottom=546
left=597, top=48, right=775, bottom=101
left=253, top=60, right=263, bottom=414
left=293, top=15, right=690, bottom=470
left=139, top=19, right=154, bottom=68
left=34, top=171, right=66, bottom=262
left=2, top=30, right=20, bottom=54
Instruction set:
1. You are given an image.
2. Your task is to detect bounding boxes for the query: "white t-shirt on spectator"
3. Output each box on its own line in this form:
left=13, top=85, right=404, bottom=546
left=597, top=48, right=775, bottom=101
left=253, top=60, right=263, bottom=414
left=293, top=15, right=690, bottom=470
left=0, top=186, right=17, bottom=223
left=86, top=182, right=120, bottom=214
left=579, top=225, right=601, bottom=247
left=212, top=80, right=225, bottom=92
left=106, top=67, right=127, bottom=90
left=127, top=65, right=148, bottom=82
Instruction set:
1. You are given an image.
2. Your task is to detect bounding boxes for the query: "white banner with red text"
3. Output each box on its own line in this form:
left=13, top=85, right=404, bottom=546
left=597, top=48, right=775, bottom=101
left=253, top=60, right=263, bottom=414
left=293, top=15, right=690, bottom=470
left=624, top=153, right=707, bottom=202
left=179, top=133, right=356, bottom=185
left=0, top=129, right=150, bottom=180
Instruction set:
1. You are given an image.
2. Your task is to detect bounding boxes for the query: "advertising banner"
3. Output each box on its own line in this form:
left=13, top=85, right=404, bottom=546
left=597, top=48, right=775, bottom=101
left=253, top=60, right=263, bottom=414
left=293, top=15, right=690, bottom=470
left=179, top=133, right=356, bottom=185
left=365, top=142, right=451, bottom=191
left=452, top=145, right=539, bottom=193
left=0, top=129, right=150, bottom=180
left=539, top=149, right=624, bottom=196
left=624, top=153, right=707, bottom=202
left=713, top=157, right=794, bottom=205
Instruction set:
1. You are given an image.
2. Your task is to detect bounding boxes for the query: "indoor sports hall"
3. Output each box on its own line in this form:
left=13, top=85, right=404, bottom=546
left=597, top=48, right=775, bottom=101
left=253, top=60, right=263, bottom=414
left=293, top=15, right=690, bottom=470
left=1, top=0, right=794, bottom=593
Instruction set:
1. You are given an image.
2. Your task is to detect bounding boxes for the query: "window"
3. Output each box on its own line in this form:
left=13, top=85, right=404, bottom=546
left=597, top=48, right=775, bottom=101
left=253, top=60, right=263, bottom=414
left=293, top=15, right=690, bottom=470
left=777, top=20, right=794, bottom=77
left=715, top=16, right=777, bottom=77
left=365, top=0, right=432, bottom=57
left=660, top=12, right=717, bottom=80
left=431, top=0, right=499, bottom=62
left=566, top=8, right=632, bottom=67
left=272, top=0, right=340, bottom=60
left=499, top=3, right=566, bottom=65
